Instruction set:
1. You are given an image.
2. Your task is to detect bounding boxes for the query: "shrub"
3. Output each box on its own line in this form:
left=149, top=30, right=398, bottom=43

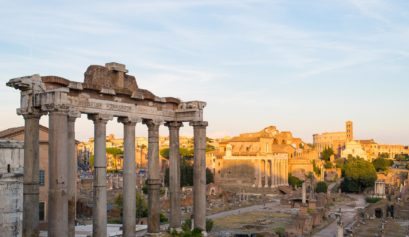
left=160, top=213, right=168, bottom=223
left=288, top=174, right=303, bottom=188
left=366, top=197, right=381, bottom=203
left=274, top=227, right=286, bottom=237
left=206, top=219, right=214, bottom=232
left=315, top=181, right=328, bottom=193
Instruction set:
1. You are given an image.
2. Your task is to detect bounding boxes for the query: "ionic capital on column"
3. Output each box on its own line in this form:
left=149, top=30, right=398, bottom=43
left=118, top=116, right=141, bottom=126
left=189, top=121, right=208, bottom=128
left=88, top=114, right=113, bottom=124
left=165, top=121, right=183, bottom=129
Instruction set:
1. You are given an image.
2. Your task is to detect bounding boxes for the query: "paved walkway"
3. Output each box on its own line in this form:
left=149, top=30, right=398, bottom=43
left=207, top=200, right=281, bottom=220
left=313, top=194, right=366, bottom=237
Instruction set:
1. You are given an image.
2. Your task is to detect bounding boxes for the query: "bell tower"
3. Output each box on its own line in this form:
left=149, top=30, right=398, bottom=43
left=346, top=121, right=353, bottom=142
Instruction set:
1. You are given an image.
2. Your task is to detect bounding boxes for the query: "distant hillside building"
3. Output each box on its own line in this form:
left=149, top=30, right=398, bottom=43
left=314, top=121, right=409, bottom=160
left=313, top=121, right=353, bottom=156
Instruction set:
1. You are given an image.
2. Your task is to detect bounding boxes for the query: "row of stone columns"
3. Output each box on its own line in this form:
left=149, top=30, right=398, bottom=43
left=21, top=109, right=208, bottom=236
left=22, top=109, right=79, bottom=237
left=256, top=158, right=288, bottom=188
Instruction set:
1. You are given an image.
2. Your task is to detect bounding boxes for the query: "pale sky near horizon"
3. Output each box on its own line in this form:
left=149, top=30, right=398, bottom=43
left=0, top=0, right=408, bottom=144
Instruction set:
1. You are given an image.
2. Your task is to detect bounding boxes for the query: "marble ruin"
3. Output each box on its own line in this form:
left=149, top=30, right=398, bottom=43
left=0, top=140, right=24, bottom=237
left=6, top=62, right=208, bottom=236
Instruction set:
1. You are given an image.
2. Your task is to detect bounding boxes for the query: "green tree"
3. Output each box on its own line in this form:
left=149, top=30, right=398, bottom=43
left=315, top=181, right=328, bottom=193
left=106, top=147, right=123, bottom=156
left=324, top=161, right=333, bottom=169
left=312, top=160, right=321, bottom=176
left=164, top=160, right=214, bottom=187
left=115, top=192, right=148, bottom=221
left=372, top=157, right=393, bottom=172
left=288, top=174, right=303, bottom=188
left=321, top=148, right=334, bottom=161
left=160, top=147, right=194, bottom=160
left=341, top=157, right=377, bottom=193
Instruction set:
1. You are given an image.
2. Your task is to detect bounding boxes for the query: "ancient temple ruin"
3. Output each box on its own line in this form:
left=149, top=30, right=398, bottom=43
left=7, top=62, right=208, bottom=237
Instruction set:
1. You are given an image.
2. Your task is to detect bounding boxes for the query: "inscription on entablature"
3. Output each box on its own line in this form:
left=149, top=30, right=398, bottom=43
left=76, top=100, right=132, bottom=112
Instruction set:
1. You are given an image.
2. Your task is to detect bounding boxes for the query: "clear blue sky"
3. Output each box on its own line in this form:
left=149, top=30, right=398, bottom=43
left=1, top=0, right=408, bottom=144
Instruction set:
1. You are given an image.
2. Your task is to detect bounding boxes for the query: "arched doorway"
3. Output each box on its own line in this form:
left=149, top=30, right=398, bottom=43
left=375, top=208, right=383, bottom=218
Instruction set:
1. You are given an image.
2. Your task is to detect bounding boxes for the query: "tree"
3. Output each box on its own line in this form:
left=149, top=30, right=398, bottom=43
left=288, top=174, right=303, bottom=188
left=115, top=192, right=148, bottom=221
left=160, top=147, right=194, bottom=160
left=164, top=160, right=214, bottom=187
left=324, top=161, right=333, bottom=169
left=341, top=157, right=377, bottom=193
left=321, top=148, right=334, bottom=161
left=372, top=157, right=393, bottom=172
left=315, top=181, right=328, bottom=193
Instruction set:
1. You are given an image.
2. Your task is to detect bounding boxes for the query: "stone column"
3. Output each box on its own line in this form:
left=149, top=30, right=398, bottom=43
left=264, top=160, right=269, bottom=188
left=67, top=112, right=80, bottom=237
left=166, top=121, right=183, bottom=230
left=88, top=114, right=112, bottom=237
left=144, top=120, right=162, bottom=235
left=119, top=117, right=139, bottom=237
left=22, top=112, right=42, bottom=237
left=257, top=159, right=262, bottom=188
left=275, top=159, right=279, bottom=187
left=302, top=182, right=306, bottom=204
left=285, top=159, right=289, bottom=185
left=190, top=121, right=208, bottom=231
left=270, top=160, right=275, bottom=189
left=48, top=110, right=69, bottom=236
left=280, top=160, right=284, bottom=186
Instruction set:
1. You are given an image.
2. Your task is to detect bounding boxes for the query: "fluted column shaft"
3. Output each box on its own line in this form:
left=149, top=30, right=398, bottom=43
left=67, top=114, right=79, bottom=237
left=48, top=111, right=69, bottom=236
left=22, top=113, right=42, bottom=237
left=120, top=117, right=138, bottom=237
left=89, top=114, right=112, bottom=237
left=191, top=121, right=208, bottom=231
left=145, top=120, right=162, bottom=234
left=166, top=121, right=183, bottom=229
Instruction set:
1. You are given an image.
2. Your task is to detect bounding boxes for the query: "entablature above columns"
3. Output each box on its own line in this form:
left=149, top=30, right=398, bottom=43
left=7, top=63, right=207, bottom=123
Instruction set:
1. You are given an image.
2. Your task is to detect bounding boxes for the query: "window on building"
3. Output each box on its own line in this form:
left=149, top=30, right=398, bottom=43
left=7, top=164, right=10, bottom=173
left=39, top=202, right=45, bottom=221
left=39, top=170, right=45, bottom=186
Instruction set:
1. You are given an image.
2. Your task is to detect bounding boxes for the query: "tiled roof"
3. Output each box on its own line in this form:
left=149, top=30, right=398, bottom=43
left=0, top=125, right=49, bottom=139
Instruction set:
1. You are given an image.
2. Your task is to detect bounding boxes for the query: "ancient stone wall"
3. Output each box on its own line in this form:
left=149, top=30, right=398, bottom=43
left=0, top=140, right=24, bottom=237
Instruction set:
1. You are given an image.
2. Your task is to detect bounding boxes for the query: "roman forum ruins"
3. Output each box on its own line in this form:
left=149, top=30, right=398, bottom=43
left=6, top=62, right=208, bottom=237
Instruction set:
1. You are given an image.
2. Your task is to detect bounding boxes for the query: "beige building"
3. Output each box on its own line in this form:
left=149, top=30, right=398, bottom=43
left=207, top=126, right=318, bottom=188
left=314, top=121, right=409, bottom=160
left=341, top=140, right=368, bottom=160
left=313, top=121, right=353, bottom=156
left=0, top=125, right=53, bottom=226
left=358, top=139, right=409, bottom=160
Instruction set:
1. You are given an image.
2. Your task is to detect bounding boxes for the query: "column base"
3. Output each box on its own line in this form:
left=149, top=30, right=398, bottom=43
left=202, top=231, right=208, bottom=237
left=264, top=185, right=269, bottom=188
left=146, top=232, right=162, bottom=237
